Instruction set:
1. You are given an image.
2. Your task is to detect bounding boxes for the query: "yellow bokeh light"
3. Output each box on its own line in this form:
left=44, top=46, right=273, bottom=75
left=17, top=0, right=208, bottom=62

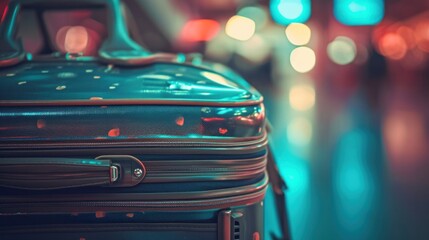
left=287, top=117, right=312, bottom=146
left=285, top=23, right=311, bottom=46
left=290, top=47, right=316, bottom=73
left=289, top=85, right=315, bottom=111
left=225, top=15, right=256, bottom=41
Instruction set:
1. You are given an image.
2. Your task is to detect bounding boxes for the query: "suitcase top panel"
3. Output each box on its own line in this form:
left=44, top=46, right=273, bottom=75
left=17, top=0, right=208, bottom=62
left=0, top=60, right=262, bottom=107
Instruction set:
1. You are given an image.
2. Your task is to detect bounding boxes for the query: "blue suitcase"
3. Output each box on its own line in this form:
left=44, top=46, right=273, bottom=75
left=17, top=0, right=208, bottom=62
left=0, top=1, right=289, bottom=239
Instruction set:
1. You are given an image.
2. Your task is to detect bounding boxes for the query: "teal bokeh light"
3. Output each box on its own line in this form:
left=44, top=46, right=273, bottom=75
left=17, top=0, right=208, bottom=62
left=270, top=0, right=311, bottom=25
left=334, top=0, right=384, bottom=26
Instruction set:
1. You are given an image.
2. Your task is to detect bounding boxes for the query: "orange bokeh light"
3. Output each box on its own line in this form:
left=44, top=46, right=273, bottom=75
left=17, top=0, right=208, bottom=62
left=65, top=26, right=89, bottom=53
left=396, top=26, right=416, bottom=49
left=180, top=19, right=220, bottom=42
left=415, top=21, right=429, bottom=52
left=378, top=33, right=408, bottom=60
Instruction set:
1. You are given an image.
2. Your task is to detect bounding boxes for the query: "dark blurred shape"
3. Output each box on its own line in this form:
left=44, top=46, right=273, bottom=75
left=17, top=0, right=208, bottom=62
left=365, top=47, right=387, bottom=80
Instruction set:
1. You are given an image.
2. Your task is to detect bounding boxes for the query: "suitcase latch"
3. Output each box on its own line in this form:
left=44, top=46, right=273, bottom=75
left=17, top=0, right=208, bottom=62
left=96, top=155, right=146, bottom=187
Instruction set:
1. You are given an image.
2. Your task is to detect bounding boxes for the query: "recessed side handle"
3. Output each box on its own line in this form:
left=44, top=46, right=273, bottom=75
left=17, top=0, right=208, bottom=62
left=0, top=155, right=145, bottom=190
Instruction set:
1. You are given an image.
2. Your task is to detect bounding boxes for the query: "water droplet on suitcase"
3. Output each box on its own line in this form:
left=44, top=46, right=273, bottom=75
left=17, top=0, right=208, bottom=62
left=138, top=74, right=171, bottom=80
left=197, top=80, right=206, bottom=84
left=113, top=83, right=120, bottom=86
left=175, top=73, right=184, bottom=77
left=93, top=76, right=101, bottom=79
left=56, top=85, right=66, bottom=90
left=104, top=64, right=114, bottom=73
left=95, top=211, right=106, bottom=218
left=168, top=81, right=192, bottom=91
left=90, top=97, right=103, bottom=100
left=109, top=86, right=116, bottom=90
left=176, top=116, right=185, bottom=126
left=218, top=128, right=228, bottom=135
left=57, top=72, right=76, bottom=78
left=108, top=128, right=120, bottom=137
left=85, top=69, right=93, bottom=73
left=126, top=213, right=135, bottom=218
left=6, top=73, right=15, bottom=77
left=18, top=81, right=27, bottom=85
left=201, top=107, right=211, bottom=113
left=37, top=119, right=46, bottom=129
left=41, top=70, right=49, bottom=73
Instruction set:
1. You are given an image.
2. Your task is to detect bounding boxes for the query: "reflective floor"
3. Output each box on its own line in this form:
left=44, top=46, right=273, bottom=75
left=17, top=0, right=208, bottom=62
left=262, top=74, right=429, bottom=240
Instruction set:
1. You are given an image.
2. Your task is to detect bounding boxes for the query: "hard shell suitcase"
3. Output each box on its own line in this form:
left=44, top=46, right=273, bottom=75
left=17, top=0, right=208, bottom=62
left=0, top=1, right=289, bottom=239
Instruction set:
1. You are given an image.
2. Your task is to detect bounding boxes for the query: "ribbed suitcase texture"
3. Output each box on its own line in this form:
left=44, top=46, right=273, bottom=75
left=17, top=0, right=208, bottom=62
left=0, top=0, right=289, bottom=239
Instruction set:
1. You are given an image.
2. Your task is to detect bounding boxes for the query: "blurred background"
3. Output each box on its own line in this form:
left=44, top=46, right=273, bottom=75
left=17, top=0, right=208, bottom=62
left=2, top=0, right=429, bottom=239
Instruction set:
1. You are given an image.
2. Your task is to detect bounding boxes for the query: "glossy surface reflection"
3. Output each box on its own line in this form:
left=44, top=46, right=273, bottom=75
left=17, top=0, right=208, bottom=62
left=0, top=60, right=261, bottom=104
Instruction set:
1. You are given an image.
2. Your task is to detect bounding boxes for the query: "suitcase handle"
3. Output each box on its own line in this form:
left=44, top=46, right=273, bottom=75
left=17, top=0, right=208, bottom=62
left=0, top=0, right=177, bottom=67
left=0, top=155, right=146, bottom=190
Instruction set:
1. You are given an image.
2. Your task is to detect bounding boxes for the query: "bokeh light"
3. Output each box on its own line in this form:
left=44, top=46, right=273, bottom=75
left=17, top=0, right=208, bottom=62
left=180, top=19, right=220, bottom=42
left=237, top=5, right=268, bottom=30
left=64, top=26, right=88, bottom=53
left=327, top=36, right=357, bottom=65
left=287, top=117, right=312, bottom=146
left=383, top=110, right=426, bottom=161
left=334, top=0, right=384, bottom=26
left=378, top=33, right=407, bottom=60
left=270, top=0, right=311, bottom=25
left=354, top=44, right=369, bottom=64
left=205, top=31, right=234, bottom=62
left=290, top=47, right=316, bottom=73
left=236, top=34, right=271, bottom=65
left=415, top=21, right=429, bottom=52
left=225, top=15, right=256, bottom=41
left=56, top=26, right=71, bottom=53
left=285, top=23, right=311, bottom=46
left=289, top=84, right=316, bottom=111
left=333, top=130, right=376, bottom=233
left=397, top=26, right=416, bottom=49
